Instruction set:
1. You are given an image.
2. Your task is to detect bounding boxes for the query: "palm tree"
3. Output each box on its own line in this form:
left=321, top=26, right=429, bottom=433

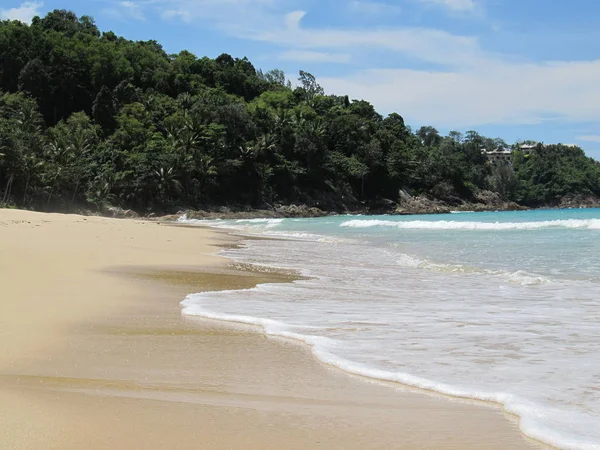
left=88, top=171, right=117, bottom=212
left=66, top=129, right=93, bottom=202
left=238, top=134, right=276, bottom=162
left=177, top=93, right=195, bottom=117
left=154, top=166, right=182, bottom=204
left=21, top=152, right=44, bottom=205
left=195, top=154, right=217, bottom=199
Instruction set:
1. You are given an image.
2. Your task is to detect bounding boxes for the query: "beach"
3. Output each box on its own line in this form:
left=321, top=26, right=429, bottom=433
left=0, top=209, right=543, bottom=449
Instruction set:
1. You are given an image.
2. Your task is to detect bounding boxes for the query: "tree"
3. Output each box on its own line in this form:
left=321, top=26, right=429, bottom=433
left=416, top=126, right=441, bottom=147
left=92, top=85, right=117, bottom=131
left=298, top=70, right=324, bottom=104
left=0, top=92, right=45, bottom=205
left=489, top=163, right=517, bottom=200
left=262, top=69, right=287, bottom=87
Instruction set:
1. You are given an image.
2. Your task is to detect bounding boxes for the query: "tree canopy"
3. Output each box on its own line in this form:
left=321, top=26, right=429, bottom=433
left=1, top=10, right=599, bottom=213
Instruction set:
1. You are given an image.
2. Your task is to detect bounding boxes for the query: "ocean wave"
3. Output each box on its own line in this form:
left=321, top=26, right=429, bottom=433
left=340, top=218, right=600, bottom=231
left=396, top=254, right=551, bottom=285
left=177, top=215, right=284, bottom=231
left=259, top=230, right=350, bottom=243
left=178, top=215, right=347, bottom=243
left=235, top=218, right=284, bottom=226
left=177, top=214, right=206, bottom=224
left=181, top=293, right=598, bottom=450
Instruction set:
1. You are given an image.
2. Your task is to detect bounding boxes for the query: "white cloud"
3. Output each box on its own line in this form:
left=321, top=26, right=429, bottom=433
left=279, top=50, right=351, bottom=64
left=103, top=1, right=146, bottom=21
left=161, top=0, right=286, bottom=31
left=319, top=60, right=600, bottom=128
left=284, top=10, right=305, bottom=29
left=160, top=5, right=483, bottom=68
left=419, top=0, right=477, bottom=12
left=349, top=0, right=402, bottom=15
left=119, top=1, right=145, bottom=20
left=253, top=17, right=485, bottom=68
left=0, top=1, right=43, bottom=23
left=577, top=135, right=600, bottom=143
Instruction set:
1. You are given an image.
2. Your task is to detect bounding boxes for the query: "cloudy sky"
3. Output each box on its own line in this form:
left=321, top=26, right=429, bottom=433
left=3, top=0, right=600, bottom=158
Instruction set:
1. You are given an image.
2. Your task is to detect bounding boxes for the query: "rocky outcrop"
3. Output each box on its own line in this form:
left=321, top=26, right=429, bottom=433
left=105, top=206, right=139, bottom=219
left=163, top=204, right=329, bottom=221
left=392, top=189, right=526, bottom=215
left=468, top=190, right=525, bottom=212
left=395, top=194, right=451, bottom=215
left=148, top=192, right=600, bottom=222
left=558, top=194, right=600, bottom=209
left=274, top=204, right=327, bottom=218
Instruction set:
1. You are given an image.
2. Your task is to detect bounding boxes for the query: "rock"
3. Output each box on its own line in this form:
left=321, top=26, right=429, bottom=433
left=106, top=206, right=139, bottom=219
left=558, top=194, right=600, bottom=209
left=395, top=194, right=450, bottom=215
left=473, top=190, right=504, bottom=206
left=275, top=204, right=327, bottom=218
left=183, top=210, right=210, bottom=220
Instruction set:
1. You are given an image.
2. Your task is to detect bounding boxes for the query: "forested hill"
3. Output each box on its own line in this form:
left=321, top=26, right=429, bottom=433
left=1, top=10, right=600, bottom=216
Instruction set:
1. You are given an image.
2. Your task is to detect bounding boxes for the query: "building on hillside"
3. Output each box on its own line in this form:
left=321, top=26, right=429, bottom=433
left=519, top=144, right=537, bottom=155
left=481, top=148, right=513, bottom=164
left=482, top=142, right=542, bottom=164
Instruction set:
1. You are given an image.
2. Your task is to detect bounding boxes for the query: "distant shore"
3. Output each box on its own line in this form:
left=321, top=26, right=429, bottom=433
left=7, top=189, right=600, bottom=222
left=151, top=196, right=600, bottom=222
left=0, top=209, right=544, bottom=449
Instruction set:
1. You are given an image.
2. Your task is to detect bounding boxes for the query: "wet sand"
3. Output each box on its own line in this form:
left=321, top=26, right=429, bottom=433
left=0, top=209, right=546, bottom=449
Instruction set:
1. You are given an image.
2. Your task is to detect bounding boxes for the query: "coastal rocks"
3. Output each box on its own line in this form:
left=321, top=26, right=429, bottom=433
left=105, top=206, right=139, bottom=219
left=469, top=190, right=525, bottom=212
left=393, top=189, right=526, bottom=215
left=180, top=208, right=275, bottom=220
left=366, top=198, right=398, bottom=215
left=166, top=204, right=328, bottom=221
left=558, top=194, right=600, bottom=209
left=274, top=204, right=326, bottom=218
left=395, top=191, right=451, bottom=215
left=473, top=190, right=504, bottom=207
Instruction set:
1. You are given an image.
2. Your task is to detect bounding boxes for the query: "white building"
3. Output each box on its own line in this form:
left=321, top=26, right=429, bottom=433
left=482, top=149, right=513, bottom=164
left=519, top=144, right=537, bottom=155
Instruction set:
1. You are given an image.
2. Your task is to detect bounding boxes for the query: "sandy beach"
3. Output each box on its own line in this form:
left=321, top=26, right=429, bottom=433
left=0, top=209, right=545, bottom=449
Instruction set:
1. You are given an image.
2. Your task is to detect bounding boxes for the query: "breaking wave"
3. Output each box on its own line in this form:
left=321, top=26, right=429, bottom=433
left=340, top=218, right=600, bottom=231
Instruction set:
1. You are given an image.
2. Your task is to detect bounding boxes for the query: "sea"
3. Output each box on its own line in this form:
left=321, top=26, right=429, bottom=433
left=178, top=208, right=600, bottom=450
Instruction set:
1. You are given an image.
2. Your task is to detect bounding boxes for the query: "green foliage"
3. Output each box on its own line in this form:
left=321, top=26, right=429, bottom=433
left=0, top=10, right=599, bottom=213
left=514, top=145, right=600, bottom=205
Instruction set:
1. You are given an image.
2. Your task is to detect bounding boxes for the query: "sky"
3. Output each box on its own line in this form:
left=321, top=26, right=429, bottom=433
left=3, top=0, right=600, bottom=159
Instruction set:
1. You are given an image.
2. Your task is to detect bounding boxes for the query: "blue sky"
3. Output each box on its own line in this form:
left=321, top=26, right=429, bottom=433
left=3, top=0, right=600, bottom=158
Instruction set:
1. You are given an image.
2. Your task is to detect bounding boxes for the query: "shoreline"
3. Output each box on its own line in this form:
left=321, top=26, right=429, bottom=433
left=178, top=224, right=560, bottom=450
left=158, top=202, right=600, bottom=222
left=8, top=192, right=600, bottom=222
left=0, top=209, right=545, bottom=449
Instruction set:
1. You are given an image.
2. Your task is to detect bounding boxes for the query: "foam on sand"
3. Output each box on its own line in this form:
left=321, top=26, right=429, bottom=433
left=182, top=291, right=599, bottom=450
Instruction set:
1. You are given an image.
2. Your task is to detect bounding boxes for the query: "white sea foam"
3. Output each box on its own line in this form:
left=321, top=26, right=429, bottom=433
left=182, top=289, right=600, bottom=450
left=340, top=218, right=600, bottom=231
left=177, top=215, right=284, bottom=228
left=177, top=216, right=285, bottom=232
left=234, top=218, right=284, bottom=229
left=395, top=254, right=551, bottom=285
left=177, top=215, right=348, bottom=243
left=181, top=292, right=331, bottom=347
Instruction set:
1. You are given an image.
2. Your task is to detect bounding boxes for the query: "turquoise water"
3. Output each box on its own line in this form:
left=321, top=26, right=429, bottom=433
left=180, top=209, right=600, bottom=449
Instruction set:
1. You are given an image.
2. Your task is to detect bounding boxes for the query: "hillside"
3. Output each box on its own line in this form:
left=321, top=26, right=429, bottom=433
left=2, top=10, right=600, bottom=216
